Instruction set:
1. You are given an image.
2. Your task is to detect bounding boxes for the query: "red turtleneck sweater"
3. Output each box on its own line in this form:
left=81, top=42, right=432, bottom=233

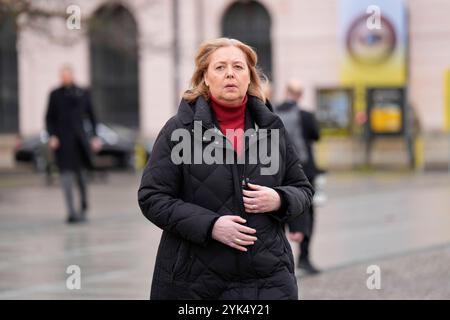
left=210, top=95, right=247, bottom=157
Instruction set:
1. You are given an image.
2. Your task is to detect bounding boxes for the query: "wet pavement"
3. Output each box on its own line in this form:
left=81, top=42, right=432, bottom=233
left=0, top=170, right=449, bottom=299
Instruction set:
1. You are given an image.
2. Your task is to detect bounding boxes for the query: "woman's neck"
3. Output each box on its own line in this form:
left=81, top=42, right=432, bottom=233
left=210, top=95, right=247, bottom=124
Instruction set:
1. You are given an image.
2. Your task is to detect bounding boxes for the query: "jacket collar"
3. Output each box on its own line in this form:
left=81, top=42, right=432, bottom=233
left=177, top=95, right=283, bottom=129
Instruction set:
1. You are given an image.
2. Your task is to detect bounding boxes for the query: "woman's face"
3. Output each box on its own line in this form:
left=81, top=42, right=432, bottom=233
left=204, top=46, right=251, bottom=105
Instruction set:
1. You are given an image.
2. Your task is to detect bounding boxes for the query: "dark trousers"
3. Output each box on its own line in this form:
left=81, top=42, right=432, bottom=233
left=299, top=204, right=315, bottom=261
left=60, top=169, right=87, bottom=218
left=287, top=179, right=316, bottom=262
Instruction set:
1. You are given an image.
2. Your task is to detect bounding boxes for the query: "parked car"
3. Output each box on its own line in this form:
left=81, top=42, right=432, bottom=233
left=14, top=122, right=152, bottom=173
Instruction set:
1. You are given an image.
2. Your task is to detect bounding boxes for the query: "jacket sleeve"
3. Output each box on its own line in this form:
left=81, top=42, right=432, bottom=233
left=287, top=208, right=311, bottom=235
left=272, top=129, right=314, bottom=223
left=302, top=111, right=320, bottom=142
left=45, top=91, right=57, bottom=137
left=138, top=119, right=221, bottom=246
left=84, top=90, right=98, bottom=136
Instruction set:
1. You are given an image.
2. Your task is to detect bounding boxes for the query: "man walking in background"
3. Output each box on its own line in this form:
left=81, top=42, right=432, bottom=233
left=276, top=79, right=322, bottom=275
left=45, top=65, right=102, bottom=223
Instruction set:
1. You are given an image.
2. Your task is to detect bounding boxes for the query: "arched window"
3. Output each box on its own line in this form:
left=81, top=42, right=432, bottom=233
left=89, top=4, right=139, bottom=129
left=222, top=1, right=272, bottom=79
left=0, top=12, right=18, bottom=133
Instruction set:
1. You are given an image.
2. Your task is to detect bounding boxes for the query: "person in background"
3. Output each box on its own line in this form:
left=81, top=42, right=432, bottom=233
left=45, top=65, right=102, bottom=223
left=276, top=79, right=322, bottom=275
left=261, top=80, right=274, bottom=112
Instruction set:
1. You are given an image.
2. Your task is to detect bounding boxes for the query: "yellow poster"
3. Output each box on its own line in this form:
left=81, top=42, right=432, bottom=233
left=445, top=69, right=450, bottom=132
left=339, top=0, right=407, bottom=86
left=370, top=104, right=402, bottom=133
left=339, top=0, right=407, bottom=136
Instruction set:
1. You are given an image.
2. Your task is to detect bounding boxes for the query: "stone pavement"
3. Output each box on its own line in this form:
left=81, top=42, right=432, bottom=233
left=0, top=170, right=449, bottom=299
left=299, top=243, right=450, bottom=299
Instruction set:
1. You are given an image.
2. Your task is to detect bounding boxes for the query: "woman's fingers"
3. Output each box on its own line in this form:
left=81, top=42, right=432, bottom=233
left=247, top=183, right=264, bottom=190
left=233, top=239, right=254, bottom=246
left=243, top=186, right=281, bottom=213
left=242, top=196, right=258, bottom=205
left=238, top=233, right=258, bottom=242
left=213, top=215, right=258, bottom=252
left=231, top=243, right=248, bottom=252
left=242, top=184, right=269, bottom=213
left=244, top=202, right=265, bottom=213
left=236, top=224, right=257, bottom=235
left=228, top=237, right=251, bottom=252
left=230, top=215, right=247, bottom=224
left=242, top=189, right=261, bottom=198
left=229, top=234, right=257, bottom=252
left=229, top=216, right=257, bottom=234
left=244, top=203, right=256, bottom=213
left=243, top=190, right=264, bottom=213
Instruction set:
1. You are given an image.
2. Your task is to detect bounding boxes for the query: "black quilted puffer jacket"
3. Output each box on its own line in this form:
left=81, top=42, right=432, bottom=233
left=138, top=95, right=314, bottom=300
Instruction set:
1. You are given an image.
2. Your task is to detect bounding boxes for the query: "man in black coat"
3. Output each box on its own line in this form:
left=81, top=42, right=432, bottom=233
left=276, top=80, right=321, bottom=275
left=45, top=65, right=101, bottom=223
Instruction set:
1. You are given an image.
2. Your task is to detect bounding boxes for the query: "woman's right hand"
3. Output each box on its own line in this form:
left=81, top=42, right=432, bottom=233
left=211, top=215, right=257, bottom=252
left=48, top=136, right=60, bottom=150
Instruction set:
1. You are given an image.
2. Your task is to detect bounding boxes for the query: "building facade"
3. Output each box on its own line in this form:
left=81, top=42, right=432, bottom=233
left=1, top=0, right=449, bottom=168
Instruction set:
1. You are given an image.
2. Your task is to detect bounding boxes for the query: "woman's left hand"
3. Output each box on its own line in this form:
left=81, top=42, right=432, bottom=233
left=242, top=183, right=281, bottom=213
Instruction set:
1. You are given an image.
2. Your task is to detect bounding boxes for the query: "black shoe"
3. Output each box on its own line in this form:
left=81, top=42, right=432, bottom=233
left=298, top=259, right=320, bottom=275
left=66, top=215, right=80, bottom=224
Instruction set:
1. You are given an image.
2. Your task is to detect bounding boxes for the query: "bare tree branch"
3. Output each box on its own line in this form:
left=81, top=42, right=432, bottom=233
left=1, top=0, right=170, bottom=51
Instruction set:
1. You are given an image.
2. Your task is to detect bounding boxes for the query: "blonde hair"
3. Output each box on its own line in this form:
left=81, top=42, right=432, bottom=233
left=183, top=38, right=267, bottom=103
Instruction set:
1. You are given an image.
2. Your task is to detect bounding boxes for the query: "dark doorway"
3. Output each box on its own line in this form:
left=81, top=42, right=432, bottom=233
left=89, top=4, right=139, bottom=129
left=0, top=11, right=18, bottom=133
left=222, top=1, right=272, bottom=79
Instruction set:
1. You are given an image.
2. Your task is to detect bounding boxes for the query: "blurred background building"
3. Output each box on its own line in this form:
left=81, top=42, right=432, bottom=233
left=1, top=0, right=449, bottom=171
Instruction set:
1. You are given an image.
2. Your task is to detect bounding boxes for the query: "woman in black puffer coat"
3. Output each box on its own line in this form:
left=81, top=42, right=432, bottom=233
left=138, top=38, right=314, bottom=300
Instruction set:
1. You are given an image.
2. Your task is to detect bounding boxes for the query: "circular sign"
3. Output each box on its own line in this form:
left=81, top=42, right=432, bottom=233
left=346, top=14, right=397, bottom=65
